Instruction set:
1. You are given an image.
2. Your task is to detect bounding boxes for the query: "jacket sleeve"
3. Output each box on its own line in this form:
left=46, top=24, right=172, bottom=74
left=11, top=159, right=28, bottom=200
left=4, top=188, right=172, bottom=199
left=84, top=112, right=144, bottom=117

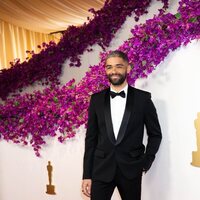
left=82, top=94, right=98, bottom=179
left=143, top=94, right=162, bottom=172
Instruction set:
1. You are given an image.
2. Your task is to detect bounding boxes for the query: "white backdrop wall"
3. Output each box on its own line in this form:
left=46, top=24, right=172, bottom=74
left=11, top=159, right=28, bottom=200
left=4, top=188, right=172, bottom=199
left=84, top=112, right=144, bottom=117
left=1, top=0, right=200, bottom=200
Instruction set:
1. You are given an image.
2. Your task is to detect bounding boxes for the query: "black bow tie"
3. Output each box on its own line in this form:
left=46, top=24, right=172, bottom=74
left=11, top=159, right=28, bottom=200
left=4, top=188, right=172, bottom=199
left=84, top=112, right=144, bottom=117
left=110, top=90, right=125, bottom=98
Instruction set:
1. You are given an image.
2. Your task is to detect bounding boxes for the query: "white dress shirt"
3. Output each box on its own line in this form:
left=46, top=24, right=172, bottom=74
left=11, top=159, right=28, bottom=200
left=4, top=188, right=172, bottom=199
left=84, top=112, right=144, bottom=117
left=110, top=84, right=128, bottom=139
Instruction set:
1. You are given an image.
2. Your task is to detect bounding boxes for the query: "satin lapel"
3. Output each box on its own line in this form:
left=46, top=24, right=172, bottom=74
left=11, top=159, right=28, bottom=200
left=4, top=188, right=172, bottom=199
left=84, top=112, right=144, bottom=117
left=116, top=86, right=134, bottom=145
left=104, top=89, right=116, bottom=145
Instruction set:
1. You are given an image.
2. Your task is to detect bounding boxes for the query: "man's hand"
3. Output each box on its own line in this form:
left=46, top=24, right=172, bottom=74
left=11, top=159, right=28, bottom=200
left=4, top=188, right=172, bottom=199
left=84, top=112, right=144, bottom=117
left=82, top=179, right=92, bottom=197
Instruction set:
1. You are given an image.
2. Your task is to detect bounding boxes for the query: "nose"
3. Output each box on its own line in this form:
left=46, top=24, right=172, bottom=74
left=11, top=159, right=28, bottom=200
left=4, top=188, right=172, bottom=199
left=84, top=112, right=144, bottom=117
left=111, top=67, right=117, bottom=74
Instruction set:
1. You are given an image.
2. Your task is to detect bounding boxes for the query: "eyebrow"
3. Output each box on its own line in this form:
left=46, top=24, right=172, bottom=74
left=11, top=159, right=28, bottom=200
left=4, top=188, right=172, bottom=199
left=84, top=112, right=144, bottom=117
left=116, top=64, right=124, bottom=66
left=106, top=63, right=124, bottom=67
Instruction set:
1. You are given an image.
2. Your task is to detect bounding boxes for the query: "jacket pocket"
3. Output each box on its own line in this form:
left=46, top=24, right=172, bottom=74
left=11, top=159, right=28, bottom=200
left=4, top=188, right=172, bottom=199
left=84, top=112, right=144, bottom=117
left=94, top=149, right=105, bottom=158
left=129, top=148, right=144, bottom=158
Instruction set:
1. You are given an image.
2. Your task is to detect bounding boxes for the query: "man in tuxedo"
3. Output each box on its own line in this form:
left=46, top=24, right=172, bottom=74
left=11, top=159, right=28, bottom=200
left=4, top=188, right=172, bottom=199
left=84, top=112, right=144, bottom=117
left=82, top=50, right=162, bottom=200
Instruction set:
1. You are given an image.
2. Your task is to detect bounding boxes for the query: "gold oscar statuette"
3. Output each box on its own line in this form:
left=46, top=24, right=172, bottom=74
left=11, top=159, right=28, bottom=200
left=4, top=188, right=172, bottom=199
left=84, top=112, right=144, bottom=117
left=191, top=112, right=200, bottom=167
left=46, top=161, right=56, bottom=195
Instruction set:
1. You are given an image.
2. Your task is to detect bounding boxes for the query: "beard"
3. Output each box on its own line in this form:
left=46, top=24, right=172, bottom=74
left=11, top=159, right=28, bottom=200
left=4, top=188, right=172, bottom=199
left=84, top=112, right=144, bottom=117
left=107, top=73, right=127, bottom=85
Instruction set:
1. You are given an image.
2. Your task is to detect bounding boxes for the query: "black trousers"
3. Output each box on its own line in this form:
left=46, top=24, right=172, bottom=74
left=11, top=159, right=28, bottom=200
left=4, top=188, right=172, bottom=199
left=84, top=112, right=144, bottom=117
left=91, top=167, right=142, bottom=200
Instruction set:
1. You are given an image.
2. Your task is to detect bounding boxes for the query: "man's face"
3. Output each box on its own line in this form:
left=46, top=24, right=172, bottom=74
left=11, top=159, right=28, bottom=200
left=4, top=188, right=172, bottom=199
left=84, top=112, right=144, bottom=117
left=105, top=56, right=130, bottom=86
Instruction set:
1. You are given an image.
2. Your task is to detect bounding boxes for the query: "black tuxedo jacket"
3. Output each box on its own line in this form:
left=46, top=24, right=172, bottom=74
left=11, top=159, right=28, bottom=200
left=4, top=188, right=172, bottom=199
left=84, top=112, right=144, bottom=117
left=83, top=86, right=162, bottom=182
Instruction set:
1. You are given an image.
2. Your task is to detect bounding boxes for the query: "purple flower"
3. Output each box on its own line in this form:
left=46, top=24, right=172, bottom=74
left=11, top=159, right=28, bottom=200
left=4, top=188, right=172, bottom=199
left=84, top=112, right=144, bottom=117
left=2, top=0, right=199, bottom=156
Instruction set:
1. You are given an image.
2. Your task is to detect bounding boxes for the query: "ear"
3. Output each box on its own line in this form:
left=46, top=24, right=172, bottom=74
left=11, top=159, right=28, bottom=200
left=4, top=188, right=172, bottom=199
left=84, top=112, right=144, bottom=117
left=127, top=64, right=132, bottom=74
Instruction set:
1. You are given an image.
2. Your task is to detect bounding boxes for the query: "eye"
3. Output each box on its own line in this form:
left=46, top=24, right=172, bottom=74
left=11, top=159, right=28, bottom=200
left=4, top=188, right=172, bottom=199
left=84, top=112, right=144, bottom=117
left=116, top=64, right=123, bottom=68
left=106, top=66, right=112, bottom=70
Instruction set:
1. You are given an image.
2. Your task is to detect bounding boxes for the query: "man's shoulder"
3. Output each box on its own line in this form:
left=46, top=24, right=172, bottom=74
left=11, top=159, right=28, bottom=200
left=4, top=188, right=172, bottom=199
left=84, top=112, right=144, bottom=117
left=129, top=86, right=151, bottom=98
left=91, top=87, right=109, bottom=98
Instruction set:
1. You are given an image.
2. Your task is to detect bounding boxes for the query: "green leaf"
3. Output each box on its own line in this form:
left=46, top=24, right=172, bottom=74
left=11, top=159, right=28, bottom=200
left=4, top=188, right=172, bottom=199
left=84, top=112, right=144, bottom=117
left=142, top=34, right=149, bottom=42
left=130, top=63, right=134, bottom=69
left=142, top=60, right=147, bottom=66
left=19, top=118, right=24, bottom=123
left=53, top=97, right=59, bottom=103
left=175, top=13, right=181, bottom=19
left=14, top=101, right=19, bottom=106
left=188, top=17, right=197, bottom=23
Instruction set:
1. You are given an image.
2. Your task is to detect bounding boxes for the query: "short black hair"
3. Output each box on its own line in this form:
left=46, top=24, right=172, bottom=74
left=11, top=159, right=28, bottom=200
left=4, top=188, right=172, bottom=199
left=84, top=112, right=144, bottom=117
left=105, top=50, right=129, bottom=63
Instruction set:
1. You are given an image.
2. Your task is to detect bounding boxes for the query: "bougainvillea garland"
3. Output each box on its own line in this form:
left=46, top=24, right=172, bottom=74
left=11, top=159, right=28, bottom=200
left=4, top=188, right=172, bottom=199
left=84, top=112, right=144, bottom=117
left=0, top=0, right=199, bottom=156
left=0, top=0, right=168, bottom=100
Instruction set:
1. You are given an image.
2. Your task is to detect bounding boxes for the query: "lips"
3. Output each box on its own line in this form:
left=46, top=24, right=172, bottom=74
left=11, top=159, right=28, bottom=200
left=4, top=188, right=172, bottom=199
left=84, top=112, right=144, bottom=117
left=110, top=74, right=121, bottom=79
left=111, top=75, right=120, bottom=79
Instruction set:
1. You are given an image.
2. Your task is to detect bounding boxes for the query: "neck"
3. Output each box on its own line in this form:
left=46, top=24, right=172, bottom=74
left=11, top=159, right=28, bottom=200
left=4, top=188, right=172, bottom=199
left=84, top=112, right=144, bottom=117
left=110, top=81, right=128, bottom=92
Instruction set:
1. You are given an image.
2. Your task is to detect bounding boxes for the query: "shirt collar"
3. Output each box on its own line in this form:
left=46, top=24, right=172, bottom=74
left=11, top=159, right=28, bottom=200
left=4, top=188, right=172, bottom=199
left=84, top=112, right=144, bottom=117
left=110, top=84, right=128, bottom=96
